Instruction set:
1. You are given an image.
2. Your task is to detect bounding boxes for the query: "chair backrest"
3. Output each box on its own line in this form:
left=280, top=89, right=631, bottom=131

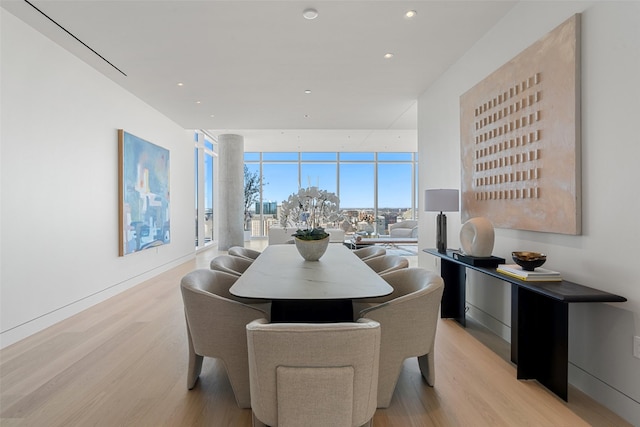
left=180, top=269, right=269, bottom=408
left=389, top=220, right=418, bottom=231
left=359, top=267, right=443, bottom=312
left=356, top=268, right=444, bottom=407
left=246, top=319, right=381, bottom=427
left=389, top=220, right=418, bottom=238
left=181, top=269, right=268, bottom=357
left=364, top=254, right=409, bottom=275
left=210, top=254, right=253, bottom=276
left=353, top=246, right=386, bottom=261
left=327, top=228, right=345, bottom=243
left=228, top=246, right=261, bottom=260
left=268, top=226, right=295, bottom=245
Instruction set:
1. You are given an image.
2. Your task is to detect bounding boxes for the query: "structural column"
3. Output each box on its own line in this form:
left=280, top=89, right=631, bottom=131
left=218, top=134, right=244, bottom=250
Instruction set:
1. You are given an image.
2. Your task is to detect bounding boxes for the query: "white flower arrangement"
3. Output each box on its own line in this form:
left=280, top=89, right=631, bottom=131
left=280, top=187, right=342, bottom=240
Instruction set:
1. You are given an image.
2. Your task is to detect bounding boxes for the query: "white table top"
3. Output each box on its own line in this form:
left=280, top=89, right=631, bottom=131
left=230, top=244, right=393, bottom=300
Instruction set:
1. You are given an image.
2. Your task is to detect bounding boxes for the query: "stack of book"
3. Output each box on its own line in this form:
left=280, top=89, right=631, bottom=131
left=496, top=264, right=562, bottom=281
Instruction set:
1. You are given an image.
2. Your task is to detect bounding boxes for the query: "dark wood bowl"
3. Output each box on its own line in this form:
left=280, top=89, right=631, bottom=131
left=512, top=251, right=546, bottom=271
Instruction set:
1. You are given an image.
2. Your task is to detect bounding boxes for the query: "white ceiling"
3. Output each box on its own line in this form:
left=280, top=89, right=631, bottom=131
left=2, top=0, right=516, bottom=151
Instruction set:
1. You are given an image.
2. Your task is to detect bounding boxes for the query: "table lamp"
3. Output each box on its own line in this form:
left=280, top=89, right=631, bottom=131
left=424, top=189, right=459, bottom=253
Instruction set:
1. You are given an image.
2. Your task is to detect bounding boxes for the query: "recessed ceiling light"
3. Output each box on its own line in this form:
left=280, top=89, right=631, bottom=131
left=304, top=89, right=312, bottom=94
left=303, top=8, right=318, bottom=20
left=384, top=53, right=394, bottom=59
left=195, top=101, right=201, bottom=104
left=177, top=82, right=184, bottom=86
left=405, top=10, right=417, bottom=19
left=304, top=114, right=310, bottom=118
left=210, top=114, right=215, bottom=118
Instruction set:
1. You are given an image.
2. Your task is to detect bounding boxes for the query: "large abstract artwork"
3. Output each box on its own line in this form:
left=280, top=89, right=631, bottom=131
left=460, top=14, right=581, bottom=235
left=118, top=130, right=170, bottom=256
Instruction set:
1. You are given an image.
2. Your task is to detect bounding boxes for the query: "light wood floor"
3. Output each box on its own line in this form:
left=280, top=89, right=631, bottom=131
left=0, top=241, right=631, bottom=426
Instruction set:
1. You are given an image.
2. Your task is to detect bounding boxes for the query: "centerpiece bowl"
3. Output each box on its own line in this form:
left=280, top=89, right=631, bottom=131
left=512, top=251, right=546, bottom=271
left=293, top=228, right=330, bottom=261
left=280, top=186, right=341, bottom=261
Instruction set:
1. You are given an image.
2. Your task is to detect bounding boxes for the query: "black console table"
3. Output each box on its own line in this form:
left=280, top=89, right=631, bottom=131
left=424, top=248, right=627, bottom=401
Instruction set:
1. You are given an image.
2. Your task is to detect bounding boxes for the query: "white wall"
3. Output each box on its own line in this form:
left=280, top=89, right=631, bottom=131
left=0, top=10, right=195, bottom=347
left=239, top=129, right=418, bottom=153
left=417, top=1, right=640, bottom=424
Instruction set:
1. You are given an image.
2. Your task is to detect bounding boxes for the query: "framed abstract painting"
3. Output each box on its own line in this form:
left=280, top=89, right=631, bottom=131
left=118, top=129, right=170, bottom=256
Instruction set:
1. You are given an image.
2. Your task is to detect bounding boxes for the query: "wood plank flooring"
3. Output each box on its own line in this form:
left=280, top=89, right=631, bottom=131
left=0, top=241, right=631, bottom=426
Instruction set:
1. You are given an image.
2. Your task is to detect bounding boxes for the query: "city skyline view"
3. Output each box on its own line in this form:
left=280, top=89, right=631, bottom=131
left=244, top=151, right=417, bottom=211
left=197, top=145, right=418, bottom=244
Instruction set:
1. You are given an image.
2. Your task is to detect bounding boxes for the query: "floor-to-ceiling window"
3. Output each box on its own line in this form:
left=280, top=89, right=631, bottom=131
left=195, top=131, right=217, bottom=249
left=259, top=153, right=299, bottom=237
left=194, top=145, right=198, bottom=246
left=195, top=141, right=416, bottom=244
left=377, top=152, right=415, bottom=234
left=301, top=152, right=338, bottom=194
left=204, top=142, right=214, bottom=243
left=245, top=151, right=417, bottom=237
left=339, top=153, right=376, bottom=233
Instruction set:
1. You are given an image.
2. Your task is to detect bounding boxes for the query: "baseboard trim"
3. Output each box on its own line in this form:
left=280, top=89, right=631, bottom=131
left=465, top=305, right=638, bottom=425
left=569, top=363, right=639, bottom=426
left=0, top=253, right=194, bottom=349
left=466, top=302, right=511, bottom=342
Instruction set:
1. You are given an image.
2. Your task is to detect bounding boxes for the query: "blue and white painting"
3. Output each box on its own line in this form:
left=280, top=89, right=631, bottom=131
left=119, top=130, right=170, bottom=255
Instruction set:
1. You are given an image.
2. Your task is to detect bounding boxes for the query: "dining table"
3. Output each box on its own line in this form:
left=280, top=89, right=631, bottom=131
left=229, top=244, right=394, bottom=322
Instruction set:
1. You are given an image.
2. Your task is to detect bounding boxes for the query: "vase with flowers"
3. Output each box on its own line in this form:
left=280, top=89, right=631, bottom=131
left=280, top=187, right=341, bottom=261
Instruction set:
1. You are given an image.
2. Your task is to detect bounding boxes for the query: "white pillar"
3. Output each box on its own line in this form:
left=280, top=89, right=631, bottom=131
left=218, top=134, right=244, bottom=250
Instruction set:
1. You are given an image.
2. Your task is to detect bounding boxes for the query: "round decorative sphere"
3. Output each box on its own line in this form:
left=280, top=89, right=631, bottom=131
left=460, top=217, right=495, bottom=257
left=512, top=251, right=546, bottom=271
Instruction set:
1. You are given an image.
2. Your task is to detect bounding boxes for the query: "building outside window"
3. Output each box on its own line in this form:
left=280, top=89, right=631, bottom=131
left=244, top=151, right=417, bottom=238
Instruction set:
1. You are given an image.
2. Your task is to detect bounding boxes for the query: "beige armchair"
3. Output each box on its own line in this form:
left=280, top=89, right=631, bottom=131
left=209, top=254, right=253, bottom=276
left=228, top=246, right=261, bottom=260
left=388, top=220, right=418, bottom=238
left=246, top=318, right=381, bottom=427
left=352, top=246, right=386, bottom=261
left=355, top=268, right=444, bottom=408
left=180, top=269, right=269, bottom=408
left=363, top=254, right=409, bottom=276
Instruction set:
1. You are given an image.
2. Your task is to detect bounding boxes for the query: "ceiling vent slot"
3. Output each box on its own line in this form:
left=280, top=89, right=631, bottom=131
left=23, top=0, right=127, bottom=76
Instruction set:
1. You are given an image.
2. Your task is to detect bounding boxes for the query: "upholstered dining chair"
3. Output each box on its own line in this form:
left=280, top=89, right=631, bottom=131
left=354, top=268, right=444, bottom=408
left=363, top=254, right=409, bottom=276
left=228, top=246, right=261, bottom=261
left=210, top=254, right=253, bottom=277
left=352, top=246, right=386, bottom=261
left=180, top=269, right=269, bottom=408
left=246, top=318, right=381, bottom=427
left=388, top=220, right=418, bottom=238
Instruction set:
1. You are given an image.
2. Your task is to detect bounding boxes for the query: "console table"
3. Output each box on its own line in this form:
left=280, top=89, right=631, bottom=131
left=423, top=248, right=627, bottom=401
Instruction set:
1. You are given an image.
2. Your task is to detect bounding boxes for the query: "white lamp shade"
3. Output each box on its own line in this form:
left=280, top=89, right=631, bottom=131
left=424, top=189, right=459, bottom=212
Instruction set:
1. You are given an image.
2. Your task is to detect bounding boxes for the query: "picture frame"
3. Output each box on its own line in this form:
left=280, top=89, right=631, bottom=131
left=118, top=129, right=171, bottom=256
left=460, top=14, right=581, bottom=235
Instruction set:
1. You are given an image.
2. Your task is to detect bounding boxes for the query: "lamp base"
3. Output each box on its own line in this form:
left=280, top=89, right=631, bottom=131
left=436, top=213, right=447, bottom=253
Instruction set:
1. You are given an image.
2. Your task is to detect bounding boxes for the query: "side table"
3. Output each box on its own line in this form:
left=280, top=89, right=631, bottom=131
left=424, top=248, right=627, bottom=401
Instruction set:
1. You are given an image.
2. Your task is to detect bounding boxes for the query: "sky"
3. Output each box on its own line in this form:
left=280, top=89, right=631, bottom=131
left=243, top=152, right=416, bottom=210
